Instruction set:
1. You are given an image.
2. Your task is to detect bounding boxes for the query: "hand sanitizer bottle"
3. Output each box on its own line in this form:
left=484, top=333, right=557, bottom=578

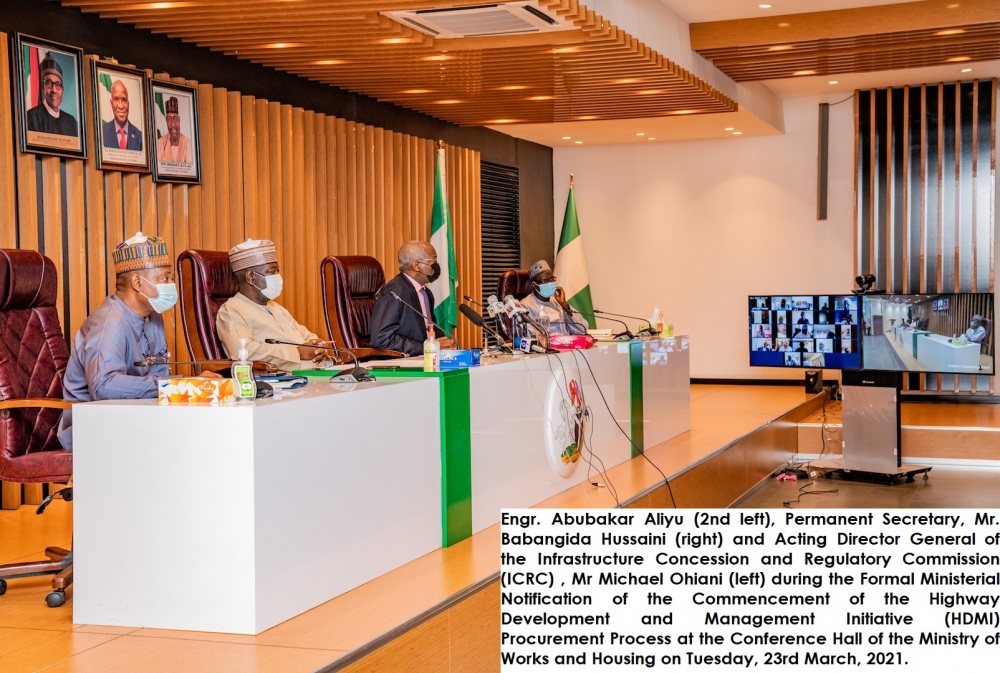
left=423, top=324, right=440, bottom=372
left=233, top=338, right=256, bottom=400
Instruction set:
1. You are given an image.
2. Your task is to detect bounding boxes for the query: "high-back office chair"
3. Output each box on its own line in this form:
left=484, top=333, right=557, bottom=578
left=320, top=255, right=404, bottom=360
left=495, top=269, right=533, bottom=340
left=177, top=249, right=238, bottom=362
left=0, top=250, right=74, bottom=607
left=981, top=318, right=993, bottom=357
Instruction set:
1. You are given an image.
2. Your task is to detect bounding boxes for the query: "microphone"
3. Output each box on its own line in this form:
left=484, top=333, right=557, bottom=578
left=574, top=311, right=634, bottom=340
left=503, top=295, right=549, bottom=339
left=264, top=338, right=370, bottom=383
left=486, top=294, right=504, bottom=318
left=388, top=290, right=457, bottom=342
left=463, top=295, right=484, bottom=309
left=459, top=304, right=513, bottom=353
left=594, top=309, right=661, bottom=335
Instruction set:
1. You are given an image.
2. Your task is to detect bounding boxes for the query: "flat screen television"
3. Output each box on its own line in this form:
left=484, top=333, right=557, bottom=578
left=860, top=293, right=994, bottom=375
left=749, top=295, right=862, bottom=370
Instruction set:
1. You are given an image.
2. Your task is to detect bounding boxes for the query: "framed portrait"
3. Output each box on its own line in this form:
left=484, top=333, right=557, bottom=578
left=92, top=61, right=152, bottom=172
left=149, top=81, right=201, bottom=183
left=13, top=34, right=87, bottom=159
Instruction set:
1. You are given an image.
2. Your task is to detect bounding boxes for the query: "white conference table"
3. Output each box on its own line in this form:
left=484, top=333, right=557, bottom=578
left=72, top=337, right=690, bottom=634
left=916, top=332, right=981, bottom=373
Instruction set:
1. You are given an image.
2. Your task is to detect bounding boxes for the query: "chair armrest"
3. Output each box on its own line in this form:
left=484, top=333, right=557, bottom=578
left=0, top=398, right=73, bottom=411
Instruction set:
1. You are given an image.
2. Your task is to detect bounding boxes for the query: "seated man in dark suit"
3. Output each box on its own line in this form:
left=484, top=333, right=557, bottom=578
left=101, top=79, right=143, bottom=150
left=370, top=241, right=459, bottom=356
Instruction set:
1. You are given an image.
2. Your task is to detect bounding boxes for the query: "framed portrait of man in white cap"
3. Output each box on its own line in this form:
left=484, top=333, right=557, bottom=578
left=13, top=34, right=87, bottom=158
left=150, top=80, right=201, bottom=183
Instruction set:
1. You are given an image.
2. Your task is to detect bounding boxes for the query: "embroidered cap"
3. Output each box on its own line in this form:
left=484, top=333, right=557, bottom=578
left=229, top=238, right=278, bottom=272
left=113, top=232, right=171, bottom=275
left=40, top=57, right=63, bottom=82
left=528, top=260, right=552, bottom=281
left=165, top=96, right=179, bottom=115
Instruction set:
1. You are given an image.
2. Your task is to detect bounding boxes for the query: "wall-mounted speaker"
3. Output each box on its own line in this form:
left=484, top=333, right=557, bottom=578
left=805, top=370, right=823, bottom=394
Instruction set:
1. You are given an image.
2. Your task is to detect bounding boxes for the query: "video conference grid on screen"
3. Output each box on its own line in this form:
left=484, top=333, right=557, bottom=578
left=749, top=295, right=862, bottom=370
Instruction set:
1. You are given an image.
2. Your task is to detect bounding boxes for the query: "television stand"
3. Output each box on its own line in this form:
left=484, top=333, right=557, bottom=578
left=811, top=370, right=931, bottom=484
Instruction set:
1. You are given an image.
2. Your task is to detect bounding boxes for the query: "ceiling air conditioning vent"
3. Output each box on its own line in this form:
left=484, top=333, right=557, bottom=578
left=384, top=2, right=575, bottom=39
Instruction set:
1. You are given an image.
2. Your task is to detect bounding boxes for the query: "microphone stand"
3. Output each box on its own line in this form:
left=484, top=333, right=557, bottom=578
left=388, top=291, right=459, bottom=342
left=574, top=311, right=634, bottom=340
left=593, top=309, right=661, bottom=336
left=458, top=304, right=513, bottom=354
left=263, top=338, right=370, bottom=382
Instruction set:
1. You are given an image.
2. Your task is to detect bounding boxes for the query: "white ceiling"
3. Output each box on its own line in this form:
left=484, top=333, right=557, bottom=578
left=487, top=105, right=781, bottom=147
left=762, top=59, right=1000, bottom=98
left=658, top=0, right=923, bottom=24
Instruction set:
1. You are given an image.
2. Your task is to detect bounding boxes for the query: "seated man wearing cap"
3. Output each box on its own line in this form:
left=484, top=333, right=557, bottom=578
left=519, top=260, right=588, bottom=337
left=58, top=233, right=219, bottom=451
left=216, top=239, right=333, bottom=372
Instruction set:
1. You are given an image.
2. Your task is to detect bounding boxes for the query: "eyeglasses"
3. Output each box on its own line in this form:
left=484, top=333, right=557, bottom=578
left=42, top=79, right=63, bottom=90
left=138, top=324, right=170, bottom=366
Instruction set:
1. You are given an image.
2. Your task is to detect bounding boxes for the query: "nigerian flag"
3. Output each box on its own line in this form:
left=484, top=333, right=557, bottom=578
left=428, top=144, right=458, bottom=336
left=554, top=178, right=595, bottom=328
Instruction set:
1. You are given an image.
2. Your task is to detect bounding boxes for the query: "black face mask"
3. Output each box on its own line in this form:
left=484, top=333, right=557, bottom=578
left=425, top=262, right=441, bottom=283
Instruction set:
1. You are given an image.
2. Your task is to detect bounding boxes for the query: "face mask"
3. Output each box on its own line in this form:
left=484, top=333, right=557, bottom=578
left=425, top=262, right=441, bottom=284
left=138, top=277, right=178, bottom=314
left=537, top=282, right=557, bottom=298
left=253, top=272, right=283, bottom=300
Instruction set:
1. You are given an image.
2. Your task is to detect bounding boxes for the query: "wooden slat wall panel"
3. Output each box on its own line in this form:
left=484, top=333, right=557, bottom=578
left=857, top=80, right=996, bottom=394
left=0, top=29, right=482, bottom=365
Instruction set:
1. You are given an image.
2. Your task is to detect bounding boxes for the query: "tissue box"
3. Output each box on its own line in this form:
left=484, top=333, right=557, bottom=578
left=548, top=334, right=595, bottom=351
left=158, top=377, right=236, bottom=405
left=439, top=349, right=482, bottom=370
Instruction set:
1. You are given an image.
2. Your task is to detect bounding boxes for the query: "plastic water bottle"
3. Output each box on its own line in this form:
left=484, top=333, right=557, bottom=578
left=423, top=325, right=440, bottom=372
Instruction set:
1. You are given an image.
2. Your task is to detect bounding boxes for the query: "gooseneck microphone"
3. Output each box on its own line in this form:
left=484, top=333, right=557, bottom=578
left=388, top=290, right=458, bottom=342
left=264, top=338, right=370, bottom=382
left=458, top=304, right=513, bottom=353
left=574, top=311, right=634, bottom=340
left=593, top=309, right=661, bottom=335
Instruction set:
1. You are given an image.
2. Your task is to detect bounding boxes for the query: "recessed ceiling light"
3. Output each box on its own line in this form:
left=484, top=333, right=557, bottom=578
left=829, top=80, right=839, bottom=84
left=759, top=4, right=772, bottom=8
left=793, top=70, right=818, bottom=76
left=671, top=109, right=697, bottom=115
left=636, top=132, right=645, bottom=136
left=574, top=140, right=583, bottom=144
left=946, top=56, right=972, bottom=62
left=778, top=22, right=790, bottom=27
left=768, top=45, right=793, bottom=52
left=552, top=47, right=579, bottom=54
left=576, top=115, right=599, bottom=120
left=636, top=89, right=665, bottom=95
left=733, top=131, right=743, bottom=135
left=435, top=99, right=463, bottom=105
left=562, top=136, right=571, bottom=140
left=611, top=78, right=642, bottom=85
left=526, top=95, right=553, bottom=101
left=962, top=68, right=973, bottom=72
left=947, top=3, right=960, bottom=7
left=313, top=59, right=347, bottom=66
left=491, top=119, right=518, bottom=124
left=263, top=42, right=303, bottom=49
left=498, top=85, right=529, bottom=90
left=401, top=89, right=431, bottom=94
left=935, top=29, right=966, bottom=36
left=422, top=55, right=452, bottom=61
left=647, top=137, right=656, bottom=141
left=724, top=127, right=735, bottom=131
left=379, top=37, right=411, bottom=44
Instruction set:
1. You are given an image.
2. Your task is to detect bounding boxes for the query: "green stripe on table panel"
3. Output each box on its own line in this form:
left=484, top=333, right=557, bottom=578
left=629, top=340, right=644, bottom=458
left=294, top=368, right=473, bottom=547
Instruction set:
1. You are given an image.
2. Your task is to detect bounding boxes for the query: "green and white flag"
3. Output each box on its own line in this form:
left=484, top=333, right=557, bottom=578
left=554, top=178, right=596, bottom=328
left=428, top=144, right=458, bottom=337
left=152, top=91, right=167, bottom=140
left=97, top=72, right=114, bottom=124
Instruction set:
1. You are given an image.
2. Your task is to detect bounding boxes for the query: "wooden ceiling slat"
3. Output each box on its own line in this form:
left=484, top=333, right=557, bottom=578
left=693, top=0, right=1000, bottom=82
left=59, top=0, right=735, bottom=125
